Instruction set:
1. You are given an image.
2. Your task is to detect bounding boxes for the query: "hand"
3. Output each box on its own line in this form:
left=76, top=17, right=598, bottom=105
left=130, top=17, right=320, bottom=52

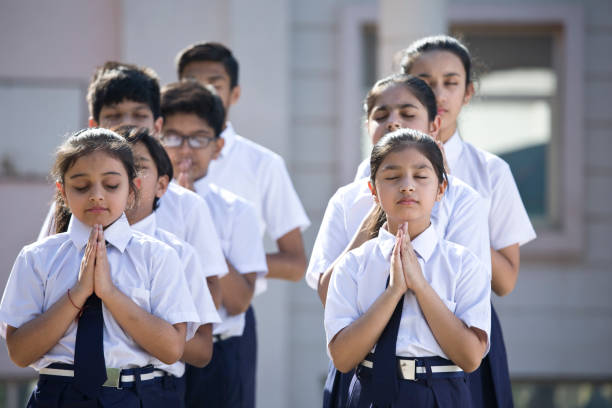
left=74, top=225, right=97, bottom=298
left=399, top=222, right=426, bottom=292
left=388, top=226, right=407, bottom=297
left=93, top=225, right=115, bottom=300
left=177, top=160, right=195, bottom=192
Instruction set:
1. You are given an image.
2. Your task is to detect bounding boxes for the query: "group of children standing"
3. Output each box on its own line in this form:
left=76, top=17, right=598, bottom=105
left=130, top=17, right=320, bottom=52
left=0, top=34, right=535, bottom=408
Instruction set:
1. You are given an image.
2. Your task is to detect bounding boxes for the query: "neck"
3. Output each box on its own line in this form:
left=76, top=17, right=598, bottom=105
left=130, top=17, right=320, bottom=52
left=126, top=208, right=152, bottom=226
left=439, top=124, right=457, bottom=144
left=387, top=218, right=430, bottom=240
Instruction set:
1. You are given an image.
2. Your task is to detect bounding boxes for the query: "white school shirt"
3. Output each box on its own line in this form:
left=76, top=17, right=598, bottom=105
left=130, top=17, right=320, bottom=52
left=205, top=122, right=310, bottom=294
left=305, top=175, right=491, bottom=290
left=353, top=158, right=370, bottom=182
left=324, top=224, right=491, bottom=358
left=132, top=212, right=221, bottom=376
left=444, top=130, right=536, bottom=250
left=0, top=214, right=200, bottom=375
left=193, top=178, right=268, bottom=337
left=37, top=183, right=228, bottom=278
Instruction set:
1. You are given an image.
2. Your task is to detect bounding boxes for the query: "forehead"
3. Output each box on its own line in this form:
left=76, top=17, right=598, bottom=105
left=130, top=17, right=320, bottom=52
left=131, top=141, right=152, bottom=160
left=66, top=150, right=127, bottom=176
left=163, top=112, right=214, bottom=133
left=100, top=100, right=152, bottom=113
left=372, top=84, right=426, bottom=109
left=379, top=145, right=433, bottom=169
left=408, top=50, right=466, bottom=77
left=182, top=61, right=230, bottom=82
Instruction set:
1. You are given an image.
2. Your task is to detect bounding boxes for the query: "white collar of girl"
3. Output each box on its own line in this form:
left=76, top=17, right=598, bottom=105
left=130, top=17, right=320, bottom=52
left=377, top=223, right=438, bottom=262
left=68, top=214, right=132, bottom=253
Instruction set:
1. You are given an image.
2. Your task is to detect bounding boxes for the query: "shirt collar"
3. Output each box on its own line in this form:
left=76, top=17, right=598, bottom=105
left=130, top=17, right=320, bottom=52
left=131, top=212, right=157, bottom=236
left=443, top=129, right=463, bottom=170
left=218, top=121, right=237, bottom=158
left=193, top=176, right=212, bottom=197
left=376, top=223, right=438, bottom=262
left=67, top=213, right=132, bottom=253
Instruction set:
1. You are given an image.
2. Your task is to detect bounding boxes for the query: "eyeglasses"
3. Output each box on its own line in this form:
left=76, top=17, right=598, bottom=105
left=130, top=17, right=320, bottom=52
left=160, top=131, right=216, bottom=149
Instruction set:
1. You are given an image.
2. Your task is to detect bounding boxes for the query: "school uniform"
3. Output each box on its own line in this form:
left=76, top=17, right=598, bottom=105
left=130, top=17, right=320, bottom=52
left=37, top=183, right=228, bottom=279
left=325, top=224, right=491, bottom=407
left=308, top=172, right=490, bottom=408
left=205, top=122, right=310, bottom=407
left=0, top=214, right=201, bottom=407
left=184, top=179, right=268, bottom=408
left=131, top=212, right=222, bottom=405
left=444, top=130, right=536, bottom=408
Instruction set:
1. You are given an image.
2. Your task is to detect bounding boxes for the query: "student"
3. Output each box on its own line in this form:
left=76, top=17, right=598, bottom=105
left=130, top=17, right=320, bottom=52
left=37, top=61, right=227, bottom=305
left=400, top=35, right=536, bottom=408
left=0, top=128, right=200, bottom=407
left=307, top=73, right=490, bottom=407
left=325, top=128, right=491, bottom=407
left=159, top=81, right=268, bottom=408
left=116, top=126, right=222, bottom=405
left=176, top=42, right=310, bottom=406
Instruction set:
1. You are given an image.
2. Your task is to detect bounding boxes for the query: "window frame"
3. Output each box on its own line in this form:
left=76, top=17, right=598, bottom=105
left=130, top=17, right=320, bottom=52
left=448, top=3, right=585, bottom=259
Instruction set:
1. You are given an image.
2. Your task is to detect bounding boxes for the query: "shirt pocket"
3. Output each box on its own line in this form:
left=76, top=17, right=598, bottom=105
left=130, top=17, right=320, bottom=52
left=130, top=287, right=152, bottom=313
left=441, top=297, right=457, bottom=314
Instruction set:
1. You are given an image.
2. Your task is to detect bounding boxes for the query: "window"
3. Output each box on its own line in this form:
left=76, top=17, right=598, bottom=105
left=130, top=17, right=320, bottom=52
left=449, top=4, right=584, bottom=258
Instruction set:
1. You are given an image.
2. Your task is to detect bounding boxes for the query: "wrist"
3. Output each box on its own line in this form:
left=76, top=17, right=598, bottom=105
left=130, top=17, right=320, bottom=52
left=386, top=284, right=406, bottom=301
left=69, top=284, right=89, bottom=308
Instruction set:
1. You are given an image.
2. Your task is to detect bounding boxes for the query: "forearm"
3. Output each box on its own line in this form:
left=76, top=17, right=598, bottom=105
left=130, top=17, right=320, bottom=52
left=5, top=286, right=88, bottom=367
left=491, top=244, right=520, bottom=297
left=329, top=287, right=404, bottom=373
left=265, top=228, right=307, bottom=281
left=102, top=287, right=186, bottom=364
left=207, top=276, right=222, bottom=309
left=413, top=283, right=486, bottom=372
left=182, top=324, right=213, bottom=367
left=220, top=264, right=256, bottom=315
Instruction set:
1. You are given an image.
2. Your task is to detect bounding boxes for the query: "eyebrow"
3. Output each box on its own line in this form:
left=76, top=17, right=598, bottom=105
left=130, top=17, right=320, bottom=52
left=380, top=163, right=433, bottom=171
left=417, top=73, right=461, bottom=79
left=69, top=171, right=122, bottom=179
left=375, top=103, right=419, bottom=111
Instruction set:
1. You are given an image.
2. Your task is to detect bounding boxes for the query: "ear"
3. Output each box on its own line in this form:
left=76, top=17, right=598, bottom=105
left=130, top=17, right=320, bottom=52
left=463, top=82, right=475, bottom=105
left=155, top=175, right=170, bottom=198
left=88, top=117, right=98, bottom=128
left=153, top=117, right=164, bottom=136
left=368, top=180, right=379, bottom=203
left=229, top=85, right=241, bottom=107
left=429, top=115, right=442, bottom=140
left=133, top=177, right=142, bottom=190
left=212, top=137, right=225, bottom=160
left=436, top=178, right=448, bottom=201
left=56, top=181, right=67, bottom=202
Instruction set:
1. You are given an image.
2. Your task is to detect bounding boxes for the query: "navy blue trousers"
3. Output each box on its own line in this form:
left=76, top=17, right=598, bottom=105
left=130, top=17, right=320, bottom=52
left=184, top=336, right=242, bottom=408
left=467, top=304, right=513, bottom=408
left=348, top=361, right=471, bottom=408
left=27, top=369, right=180, bottom=408
left=322, top=360, right=353, bottom=408
left=238, top=305, right=257, bottom=408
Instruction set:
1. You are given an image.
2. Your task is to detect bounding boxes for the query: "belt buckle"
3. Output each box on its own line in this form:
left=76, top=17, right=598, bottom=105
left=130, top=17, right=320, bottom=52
left=399, top=359, right=416, bottom=381
left=103, top=367, right=121, bottom=389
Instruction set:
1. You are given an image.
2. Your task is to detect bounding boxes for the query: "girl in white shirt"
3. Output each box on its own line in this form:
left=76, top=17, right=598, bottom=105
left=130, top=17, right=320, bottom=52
left=0, top=128, right=199, bottom=407
left=325, top=128, right=490, bottom=407
left=400, top=35, right=536, bottom=408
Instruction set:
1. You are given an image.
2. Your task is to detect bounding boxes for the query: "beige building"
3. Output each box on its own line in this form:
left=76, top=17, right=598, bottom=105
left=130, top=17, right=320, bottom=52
left=1, top=0, right=611, bottom=407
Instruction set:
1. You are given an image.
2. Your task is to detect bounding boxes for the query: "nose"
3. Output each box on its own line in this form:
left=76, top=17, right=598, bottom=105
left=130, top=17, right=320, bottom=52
left=386, top=122, right=401, bottom=132
left=400, top=182, right=415, bottom=193
left=89, top=184, right=104, bottom=202
left=179, top=138, right=192, bottom=153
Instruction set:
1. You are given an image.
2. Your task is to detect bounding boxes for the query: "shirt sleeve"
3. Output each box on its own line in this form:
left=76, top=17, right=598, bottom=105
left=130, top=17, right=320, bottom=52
left=324, top=252, right=360, bottom=346
left=180, top=243, right=221, bottom=338
left=260, top=156, right=310, bottom=241
left=148, top=244, right=201, bottom=335
left=305, top=190, right=349, bottom=290
left=227, top=201, right=268, bottom=276
left=353, top=159, right=370, bottom=182
left=444, top=180, right=492, bottom=278
left=453, top=249, right=492, bottom=355
left=184, top=197, right=229, bottom=278
left=0, top=248, right=45, bottom=338
left=488, top=161, right=536, bottom=250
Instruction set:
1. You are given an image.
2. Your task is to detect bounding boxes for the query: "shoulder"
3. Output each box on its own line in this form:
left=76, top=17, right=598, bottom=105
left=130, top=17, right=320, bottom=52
left=209, top=183, right=256, bottom=217
left=130, top=230, right=178, bottom=258
left=232, top=134, right=286, bottom=169
left=335, top=178, right=370, bottom=206
left=446, top=175, right=481, bottom=204
left=437, top=238, right=481, bottom=270
left=462, top=141, right=511, bottom=182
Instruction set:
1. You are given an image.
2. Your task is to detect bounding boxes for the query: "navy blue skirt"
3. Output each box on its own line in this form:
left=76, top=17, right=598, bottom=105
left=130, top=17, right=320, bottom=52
left=467, top=304, right=513, bottom=408
left=322, top=360, right=353, bottom=408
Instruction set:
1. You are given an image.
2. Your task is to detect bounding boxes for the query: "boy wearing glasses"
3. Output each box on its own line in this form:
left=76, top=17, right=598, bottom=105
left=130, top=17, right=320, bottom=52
left=160, top=80, right=267, bottom=408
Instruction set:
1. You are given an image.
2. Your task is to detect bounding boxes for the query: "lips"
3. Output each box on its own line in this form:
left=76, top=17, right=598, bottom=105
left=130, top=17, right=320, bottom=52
left=397, top=198, right=418, bottom=205
left=86, top=206, right=108, bottom=213
left=178, top=158, right=193, bottom=172
left=437, top=108, right=447, bottom=115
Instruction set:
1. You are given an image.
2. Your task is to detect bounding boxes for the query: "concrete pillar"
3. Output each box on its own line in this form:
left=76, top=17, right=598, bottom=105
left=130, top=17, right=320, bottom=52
left=378, top=0, right=448, bottom=76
